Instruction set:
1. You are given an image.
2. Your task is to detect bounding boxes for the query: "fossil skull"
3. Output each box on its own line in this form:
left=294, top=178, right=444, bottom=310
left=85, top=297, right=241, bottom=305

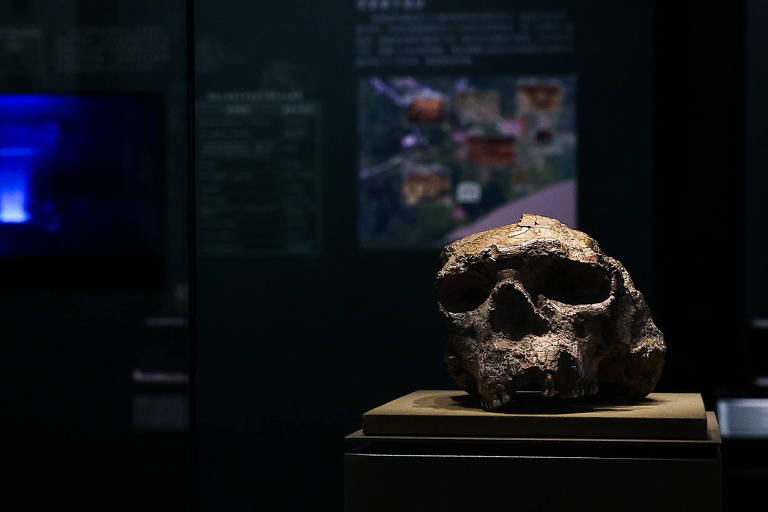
left=435, top=214, right=665, bottom=410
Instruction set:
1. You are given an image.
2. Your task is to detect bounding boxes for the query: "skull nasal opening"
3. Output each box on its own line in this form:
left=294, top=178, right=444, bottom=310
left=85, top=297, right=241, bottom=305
left=489, top=280, right=548, bottom=340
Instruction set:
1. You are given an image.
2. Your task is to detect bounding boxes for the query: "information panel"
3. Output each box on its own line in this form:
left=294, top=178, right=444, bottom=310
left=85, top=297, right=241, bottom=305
left=197, top=91, right=321, bottom=256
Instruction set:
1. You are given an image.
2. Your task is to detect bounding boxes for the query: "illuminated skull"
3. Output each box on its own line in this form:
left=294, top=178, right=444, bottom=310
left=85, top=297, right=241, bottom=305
left=435, top=214, right=665, bottom=410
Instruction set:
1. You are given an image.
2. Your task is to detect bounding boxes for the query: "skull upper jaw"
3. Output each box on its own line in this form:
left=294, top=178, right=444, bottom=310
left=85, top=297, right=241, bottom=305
left=445, top=328, right=606, bottom=407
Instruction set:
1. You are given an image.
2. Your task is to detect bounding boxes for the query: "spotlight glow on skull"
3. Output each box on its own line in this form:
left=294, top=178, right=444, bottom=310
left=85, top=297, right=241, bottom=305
left=435, top=214, right=665, bottom=411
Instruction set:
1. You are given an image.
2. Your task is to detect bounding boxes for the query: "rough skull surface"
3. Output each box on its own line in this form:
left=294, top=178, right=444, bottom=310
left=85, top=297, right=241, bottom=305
left=435, top=214, right=665, bottom=411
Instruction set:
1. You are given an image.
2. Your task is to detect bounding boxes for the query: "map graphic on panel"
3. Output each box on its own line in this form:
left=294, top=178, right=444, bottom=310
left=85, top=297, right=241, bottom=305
left=358, top=76, right=577, bottom=248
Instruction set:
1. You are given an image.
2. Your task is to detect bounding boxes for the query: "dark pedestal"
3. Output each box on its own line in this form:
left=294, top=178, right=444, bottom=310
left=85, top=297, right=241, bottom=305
left=345, top=411, right=722, bottom=512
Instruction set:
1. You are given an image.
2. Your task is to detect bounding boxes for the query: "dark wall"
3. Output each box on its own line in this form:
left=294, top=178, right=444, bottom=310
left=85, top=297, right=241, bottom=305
left=653, top=2, right=747, bottom=398
left=745, top=0, right=768, bottom=371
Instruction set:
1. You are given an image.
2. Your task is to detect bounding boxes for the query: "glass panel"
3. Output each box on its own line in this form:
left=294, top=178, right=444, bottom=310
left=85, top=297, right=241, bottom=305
left=194, top=1, right=654, bottom=509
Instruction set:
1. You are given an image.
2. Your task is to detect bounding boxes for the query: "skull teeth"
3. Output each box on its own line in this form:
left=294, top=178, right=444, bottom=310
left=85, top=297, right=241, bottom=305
left=480, top=400, right=496, bottom=410
left=542, top=374, right=556, bottom=397
left=483, top=379, right=596, bottom=406
left=541, top=375, right=598, bottom=398
left=481, top=393, right=512, bottom=411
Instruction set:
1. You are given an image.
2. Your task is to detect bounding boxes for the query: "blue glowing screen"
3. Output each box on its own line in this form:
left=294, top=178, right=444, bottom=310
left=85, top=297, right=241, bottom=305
left=0, top=94, right=164, bottom=257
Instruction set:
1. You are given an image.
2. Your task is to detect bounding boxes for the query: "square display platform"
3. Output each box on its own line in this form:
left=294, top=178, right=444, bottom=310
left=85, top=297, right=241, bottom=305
left=362, top=390, right=708, bottom=439
left=345, top=391, right=721, bottom=512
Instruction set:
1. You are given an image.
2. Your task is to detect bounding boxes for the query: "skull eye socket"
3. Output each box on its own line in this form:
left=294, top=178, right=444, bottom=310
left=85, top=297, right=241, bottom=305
left=435, top=272, right=492, bottom=312
left=529, top=259, right=611, bottom=305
